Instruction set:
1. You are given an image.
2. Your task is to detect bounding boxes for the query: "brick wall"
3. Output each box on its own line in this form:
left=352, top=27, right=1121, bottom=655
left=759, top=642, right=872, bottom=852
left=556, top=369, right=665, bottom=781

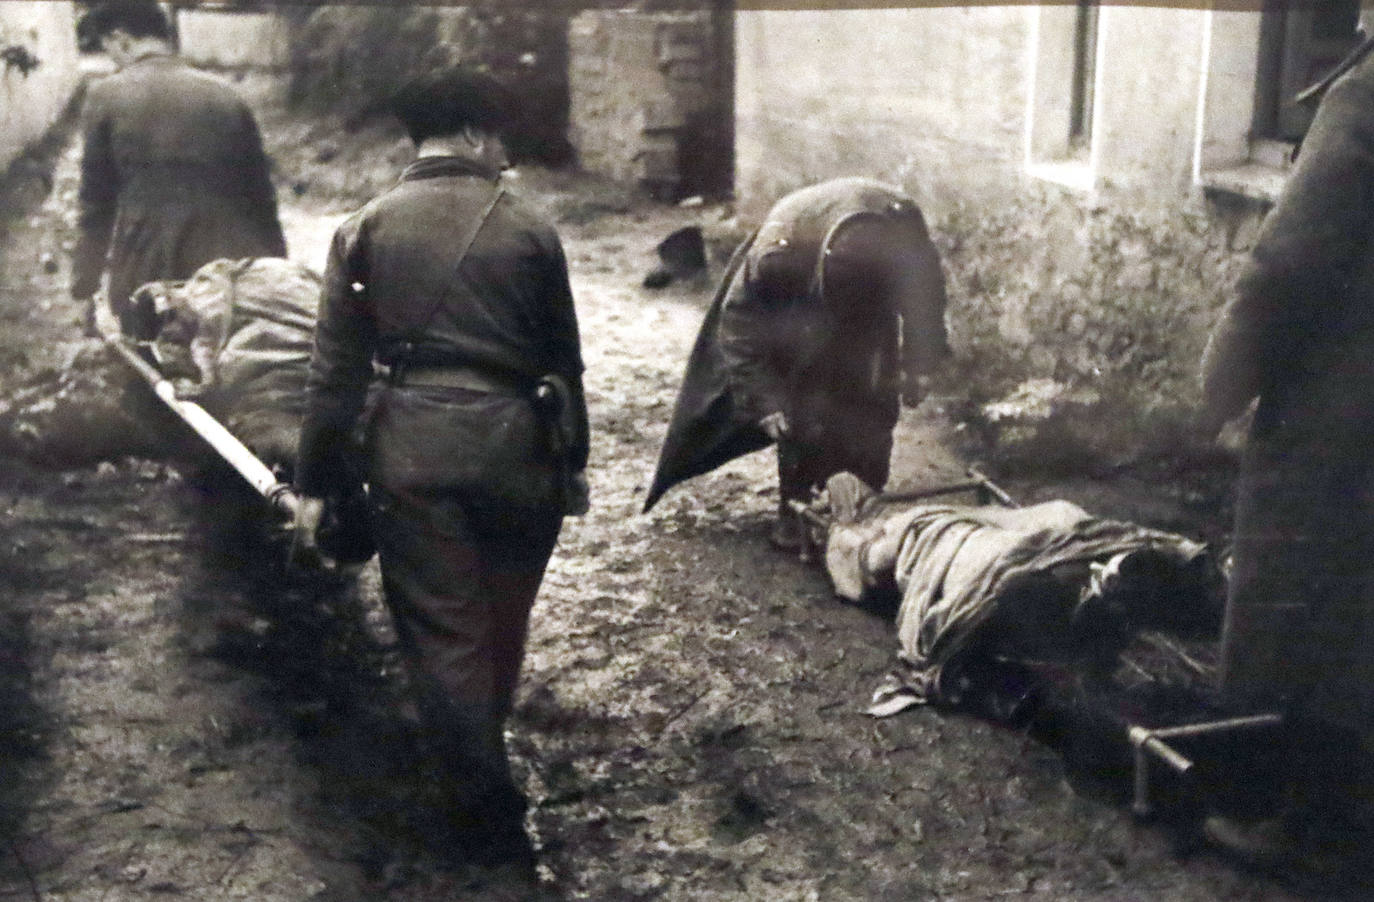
left=569, top=10, right=726, bottom=199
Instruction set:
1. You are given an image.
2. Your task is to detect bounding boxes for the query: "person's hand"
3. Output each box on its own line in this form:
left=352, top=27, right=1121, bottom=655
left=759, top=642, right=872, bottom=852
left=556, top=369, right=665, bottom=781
left=171, top=378, right=204, bottom=400
left=759, top=411, right=789, bottom=441
left=289, top=495, right=327, bottom=568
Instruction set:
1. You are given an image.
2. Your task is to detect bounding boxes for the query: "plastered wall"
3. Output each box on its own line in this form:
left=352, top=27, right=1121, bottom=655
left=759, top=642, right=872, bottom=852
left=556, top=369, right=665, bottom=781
left=733, top=6, right=1275, bottom=461
left=1, top=1, right=81, bottom=175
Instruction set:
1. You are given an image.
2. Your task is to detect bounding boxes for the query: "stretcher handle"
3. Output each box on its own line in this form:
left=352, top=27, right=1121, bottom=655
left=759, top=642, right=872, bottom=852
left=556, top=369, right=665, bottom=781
left=100, top=329, right=300, bottom=518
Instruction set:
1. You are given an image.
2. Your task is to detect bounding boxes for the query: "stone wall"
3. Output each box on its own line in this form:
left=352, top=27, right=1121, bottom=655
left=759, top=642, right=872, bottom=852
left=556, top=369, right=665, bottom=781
left=569, top=10, right=727, bottom=199
left=1, top=1, right=81, bottom=175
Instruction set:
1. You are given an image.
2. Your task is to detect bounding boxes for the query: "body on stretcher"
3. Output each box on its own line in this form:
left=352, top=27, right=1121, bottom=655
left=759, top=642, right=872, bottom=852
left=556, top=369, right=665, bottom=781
left=93, top=258, right=373, bottom=570
left=797, top=469, right=1283, bottom=818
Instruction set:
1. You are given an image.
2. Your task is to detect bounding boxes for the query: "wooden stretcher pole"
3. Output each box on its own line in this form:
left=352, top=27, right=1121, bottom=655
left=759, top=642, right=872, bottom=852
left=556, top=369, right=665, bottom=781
left=101, top=332, right=300, bottom=518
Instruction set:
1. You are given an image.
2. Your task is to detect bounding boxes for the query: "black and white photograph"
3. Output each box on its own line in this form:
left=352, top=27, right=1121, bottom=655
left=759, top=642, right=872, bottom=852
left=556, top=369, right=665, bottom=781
left=2, top=0, right=1373, bottom=898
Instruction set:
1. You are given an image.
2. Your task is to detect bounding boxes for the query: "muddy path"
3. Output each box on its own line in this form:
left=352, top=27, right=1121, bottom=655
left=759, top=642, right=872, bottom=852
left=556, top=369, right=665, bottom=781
left=0, top=83, right=1314, bottom=900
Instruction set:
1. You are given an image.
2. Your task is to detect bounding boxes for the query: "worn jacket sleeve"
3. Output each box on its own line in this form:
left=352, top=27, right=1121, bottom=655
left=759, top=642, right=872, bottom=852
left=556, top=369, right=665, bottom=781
left=234, top=105, right=287, bottom=258
left=718, top=259, right=789, bottom=423
left=1201, top=73, right=1374, bottom=426
left=538, top=233, right=590, bottom=471
left=72, top=83, right=116, bottom=299
left=295, top=216, right=376, bottom=496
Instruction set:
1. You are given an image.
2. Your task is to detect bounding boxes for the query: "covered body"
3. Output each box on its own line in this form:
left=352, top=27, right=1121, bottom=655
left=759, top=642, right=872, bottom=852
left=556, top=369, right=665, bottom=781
left=645, top=177, right=950, bottom=511
left=1201, top=51, right=1374, bottom=734
left=73, top=54, right=286, bottom=330
left=818, top=475, right=1211, bottom=713
left=147, top=257, right=320, bottom=469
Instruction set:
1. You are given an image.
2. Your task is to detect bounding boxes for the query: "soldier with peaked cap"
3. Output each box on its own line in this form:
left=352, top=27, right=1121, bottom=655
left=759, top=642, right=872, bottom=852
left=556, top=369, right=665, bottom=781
left=293, top=67, right=589, bottom=872
left=1198, top=21, right=1374, bottom=867
left=644, top=177, right=951, bottom=547
left=72, top=0, right=286, bottom=337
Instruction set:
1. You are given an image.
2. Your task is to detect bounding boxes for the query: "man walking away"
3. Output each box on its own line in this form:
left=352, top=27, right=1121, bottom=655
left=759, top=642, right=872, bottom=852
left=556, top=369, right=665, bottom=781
left=293, top=67, right=589, bottom=878
left=72, top=0, right=286, bottom=337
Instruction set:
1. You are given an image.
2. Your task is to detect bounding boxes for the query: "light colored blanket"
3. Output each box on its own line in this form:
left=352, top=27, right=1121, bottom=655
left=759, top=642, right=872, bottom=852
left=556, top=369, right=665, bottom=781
left=148, top=257, right=320, bottom=468
left=819, top=475, right=1208, bottom=715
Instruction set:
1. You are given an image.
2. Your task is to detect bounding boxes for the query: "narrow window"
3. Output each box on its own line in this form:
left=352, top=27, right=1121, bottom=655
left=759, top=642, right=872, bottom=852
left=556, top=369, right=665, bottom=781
left=1068, top=0, right=1099, bottom=156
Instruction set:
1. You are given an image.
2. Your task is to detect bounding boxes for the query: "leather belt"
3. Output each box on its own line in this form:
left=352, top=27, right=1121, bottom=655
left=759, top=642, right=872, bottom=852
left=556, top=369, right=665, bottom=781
left=387, top=365, right=529, bottom=395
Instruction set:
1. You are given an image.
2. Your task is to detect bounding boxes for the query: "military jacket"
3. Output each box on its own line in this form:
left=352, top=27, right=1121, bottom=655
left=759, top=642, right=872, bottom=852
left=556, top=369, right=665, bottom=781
left=296, top=155, right=588, bottom=501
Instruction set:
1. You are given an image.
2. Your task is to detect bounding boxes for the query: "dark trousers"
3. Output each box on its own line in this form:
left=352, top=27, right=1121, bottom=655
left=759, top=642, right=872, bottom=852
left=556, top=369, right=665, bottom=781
left=777, top=420, right=894, bottom=503
left=371, top=486, right=561, bottom=837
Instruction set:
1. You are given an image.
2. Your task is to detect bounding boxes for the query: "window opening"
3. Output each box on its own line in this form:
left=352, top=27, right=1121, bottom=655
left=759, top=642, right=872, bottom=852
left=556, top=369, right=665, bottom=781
left=1068, top=0, right=1099, bottom=155
left=1257, top=0, right=1361, bottom=142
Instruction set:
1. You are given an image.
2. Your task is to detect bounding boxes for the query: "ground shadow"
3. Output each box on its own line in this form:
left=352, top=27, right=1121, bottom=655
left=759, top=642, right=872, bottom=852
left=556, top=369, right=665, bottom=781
left=170, top=467, right=478, bottom=883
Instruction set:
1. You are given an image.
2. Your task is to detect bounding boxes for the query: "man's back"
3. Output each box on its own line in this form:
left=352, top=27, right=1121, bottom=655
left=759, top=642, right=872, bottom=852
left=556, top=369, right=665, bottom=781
left=84, top=56, right=264, bottom=199
left=74, top=52, right=285, bottom=329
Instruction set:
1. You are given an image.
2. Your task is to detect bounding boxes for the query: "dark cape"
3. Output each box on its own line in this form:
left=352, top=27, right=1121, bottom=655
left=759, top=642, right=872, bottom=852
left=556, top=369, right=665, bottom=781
left=644, top=177, right=948, bottom=512
left=643, top=232, right=769, bottom=512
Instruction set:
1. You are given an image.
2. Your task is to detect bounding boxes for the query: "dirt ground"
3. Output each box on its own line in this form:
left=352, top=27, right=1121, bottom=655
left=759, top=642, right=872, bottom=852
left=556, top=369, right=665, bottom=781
left=0, top=79, right=1343, bottom=901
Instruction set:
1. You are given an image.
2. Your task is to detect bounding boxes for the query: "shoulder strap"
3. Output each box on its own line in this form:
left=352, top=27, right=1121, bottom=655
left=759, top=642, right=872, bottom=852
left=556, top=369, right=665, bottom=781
left=408, top=183, right=505, bottom=339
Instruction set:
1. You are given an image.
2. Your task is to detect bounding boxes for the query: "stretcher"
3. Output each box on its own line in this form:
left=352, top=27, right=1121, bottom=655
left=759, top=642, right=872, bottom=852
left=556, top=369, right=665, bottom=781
left=793, top=468, right=1284, bottom=820
left=98, top=320, right=301, bottom=518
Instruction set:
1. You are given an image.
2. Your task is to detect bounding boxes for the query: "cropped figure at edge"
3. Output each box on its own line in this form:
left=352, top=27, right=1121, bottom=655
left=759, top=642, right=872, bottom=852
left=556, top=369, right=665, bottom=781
left=1198, top=25, right=1374, bottom=867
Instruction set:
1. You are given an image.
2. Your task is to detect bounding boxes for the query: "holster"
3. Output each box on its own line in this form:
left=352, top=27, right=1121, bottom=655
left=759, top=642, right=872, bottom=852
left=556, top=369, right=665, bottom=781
left=533, top=374, right=590, bottom=516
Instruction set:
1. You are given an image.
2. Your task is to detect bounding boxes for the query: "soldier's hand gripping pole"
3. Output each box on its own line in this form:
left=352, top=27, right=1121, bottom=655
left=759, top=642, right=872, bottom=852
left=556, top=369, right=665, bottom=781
left=100, top=328, right=300, bottom=518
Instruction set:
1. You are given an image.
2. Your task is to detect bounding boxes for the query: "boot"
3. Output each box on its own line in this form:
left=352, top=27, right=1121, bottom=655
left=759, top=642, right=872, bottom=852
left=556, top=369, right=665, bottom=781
left=429, top=702, right=537, bottom=868
left=770, top=500, right=803, bottom=551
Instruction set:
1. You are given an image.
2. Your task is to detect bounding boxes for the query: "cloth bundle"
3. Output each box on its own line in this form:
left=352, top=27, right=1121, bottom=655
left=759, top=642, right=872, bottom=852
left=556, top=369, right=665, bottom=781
left=145, top=257, right=321, bottom=469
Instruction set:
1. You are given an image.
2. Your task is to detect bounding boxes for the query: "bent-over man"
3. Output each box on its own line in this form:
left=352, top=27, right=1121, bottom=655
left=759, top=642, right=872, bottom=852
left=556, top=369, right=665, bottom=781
left=645, top=177, right=951, bottom=547
left=293, top=68, right=589, bottom=871
left=72, top=0, right=286, bottom=336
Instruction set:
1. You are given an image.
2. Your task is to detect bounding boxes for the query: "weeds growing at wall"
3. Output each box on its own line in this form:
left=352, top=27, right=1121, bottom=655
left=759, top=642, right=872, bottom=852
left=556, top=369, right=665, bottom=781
left=934, top=192, right=1251, bottom=474
left=283, top=6, right=573, bottom=165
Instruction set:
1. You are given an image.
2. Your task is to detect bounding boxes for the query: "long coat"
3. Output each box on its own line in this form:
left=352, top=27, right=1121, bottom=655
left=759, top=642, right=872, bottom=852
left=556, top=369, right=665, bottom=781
left=73, top=53, right=286, bottom=325
left=1201, top=52, right=1374, bottom=732
left=644, top=177, right=950, bottom=511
